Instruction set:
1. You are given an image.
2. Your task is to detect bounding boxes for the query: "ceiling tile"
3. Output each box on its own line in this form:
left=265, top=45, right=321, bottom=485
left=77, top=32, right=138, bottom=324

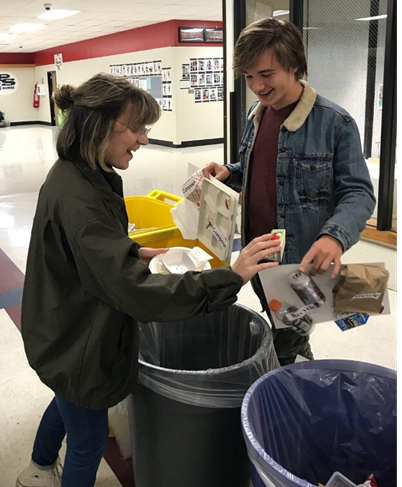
left=1, top=0, right=222, bottom=52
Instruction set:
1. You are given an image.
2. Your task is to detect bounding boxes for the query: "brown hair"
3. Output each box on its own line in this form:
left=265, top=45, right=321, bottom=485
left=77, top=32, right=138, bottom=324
left=55, top=73, right=161, bottom=171
left=233, top=18, right=307, bottom=80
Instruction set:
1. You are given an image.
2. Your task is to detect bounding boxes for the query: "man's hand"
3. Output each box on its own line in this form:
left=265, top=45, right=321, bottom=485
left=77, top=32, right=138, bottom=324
left=138, top=247, right=168, bottom=267
left=202, top=162, right=230, bottom=181
left=299, top=235, right=343, bottom=278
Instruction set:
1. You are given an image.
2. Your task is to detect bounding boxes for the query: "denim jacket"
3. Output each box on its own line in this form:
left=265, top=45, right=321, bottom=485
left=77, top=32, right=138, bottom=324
left=226, top=81, right=376, bottom=264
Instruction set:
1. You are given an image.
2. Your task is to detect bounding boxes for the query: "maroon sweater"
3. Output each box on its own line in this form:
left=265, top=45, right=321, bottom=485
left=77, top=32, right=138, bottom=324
left=246, top=102, right=297, bottom=243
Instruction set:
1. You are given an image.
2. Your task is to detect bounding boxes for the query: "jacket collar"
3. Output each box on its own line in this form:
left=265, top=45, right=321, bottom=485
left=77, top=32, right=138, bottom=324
left=248, top=80, right=317, bottom=132
left=72, top=158, right=124, bottom=198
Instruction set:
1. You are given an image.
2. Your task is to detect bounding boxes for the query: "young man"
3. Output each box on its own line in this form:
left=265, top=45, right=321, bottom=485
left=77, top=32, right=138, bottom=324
left=203, top=18, right=375, bottom=364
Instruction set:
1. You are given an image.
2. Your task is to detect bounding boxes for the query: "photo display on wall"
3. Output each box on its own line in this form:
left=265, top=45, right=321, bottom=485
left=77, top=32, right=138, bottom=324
left=109, top=60, right=164, bottom=109
left=161, top=67, right=173, bottom=111
left=186, top=57, right=224, bottom=102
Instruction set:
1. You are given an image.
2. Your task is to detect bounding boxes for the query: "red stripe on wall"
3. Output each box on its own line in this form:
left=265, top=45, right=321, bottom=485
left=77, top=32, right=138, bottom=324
left=0, top=52, right=35, bottom=64
left=33, top=19, right=222, bottom=66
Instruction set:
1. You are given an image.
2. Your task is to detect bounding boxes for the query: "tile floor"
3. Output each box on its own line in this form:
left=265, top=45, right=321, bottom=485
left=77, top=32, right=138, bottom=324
left=0, top=125, right=397, bottom=486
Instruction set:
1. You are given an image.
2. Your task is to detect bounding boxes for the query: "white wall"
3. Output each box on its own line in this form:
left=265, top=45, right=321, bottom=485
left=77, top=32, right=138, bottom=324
left=33, top=45, right=223, bottom=145
left=0, top=67, right=38, bottom=123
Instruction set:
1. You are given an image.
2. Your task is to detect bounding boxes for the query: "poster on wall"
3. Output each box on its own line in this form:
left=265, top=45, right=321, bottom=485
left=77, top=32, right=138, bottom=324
left=0, top=72, right=19, bottom=95
left=187, top=56, right=224, bottom=102
left=178, top=27, right=204, bottom=43
left=194, top=89, right=202, bottom=103
left=161, top=67, right=173, bottom=111
left=109, top=60, right=163, bottom=103
left=54, top=53, right=63, bottom=71
left=190, top=74, right=198, bottom=87
left=182, top=64, right=190, bottom=80
left=110, top=60, right=162, bottom=79
left=162, top=68, right=171, bottom=82
left=204, top=28, right=223, bottom=43
left=190, top=59, right=198, bottom=72
left=162, top=97, right=173, bottom=111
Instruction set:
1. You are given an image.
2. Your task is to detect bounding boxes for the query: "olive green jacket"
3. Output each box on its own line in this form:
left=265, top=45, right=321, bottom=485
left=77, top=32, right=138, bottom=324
left=21, top=158, right=243, bottom=410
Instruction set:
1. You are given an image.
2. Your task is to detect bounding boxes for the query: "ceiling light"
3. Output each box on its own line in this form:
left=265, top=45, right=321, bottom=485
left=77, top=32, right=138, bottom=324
left=273, top=10, right=290, bottom=16
left=9, top=23, right=45, bottom=33
left=356, top=14, right=387, bottom=21
left=37, top=9, right=80, bottom=20
left=303, top=27, right=320, bottom=30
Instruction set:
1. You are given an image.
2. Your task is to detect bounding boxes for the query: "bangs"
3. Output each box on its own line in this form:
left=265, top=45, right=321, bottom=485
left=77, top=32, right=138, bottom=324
left=127, top=91, right=161, bottom=129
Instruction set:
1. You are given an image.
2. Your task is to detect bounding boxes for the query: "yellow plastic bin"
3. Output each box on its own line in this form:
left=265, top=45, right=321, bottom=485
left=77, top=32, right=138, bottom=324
left=124, top=190, right=226, bottom=268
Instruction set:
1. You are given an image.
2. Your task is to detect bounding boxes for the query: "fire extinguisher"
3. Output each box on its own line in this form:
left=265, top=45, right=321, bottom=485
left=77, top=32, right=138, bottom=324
left=33, top=83, right=40, bottom=108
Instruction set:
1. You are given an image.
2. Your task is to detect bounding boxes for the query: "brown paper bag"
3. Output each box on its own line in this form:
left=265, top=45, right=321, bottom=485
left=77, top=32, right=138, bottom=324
left=333, top=264, right=389, bottom=313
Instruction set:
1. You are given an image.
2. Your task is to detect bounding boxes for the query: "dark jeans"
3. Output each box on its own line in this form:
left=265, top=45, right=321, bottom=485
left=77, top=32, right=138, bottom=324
left=32, top=395, right=109, bottom=487
left=251, top=274, right=314, bottom=365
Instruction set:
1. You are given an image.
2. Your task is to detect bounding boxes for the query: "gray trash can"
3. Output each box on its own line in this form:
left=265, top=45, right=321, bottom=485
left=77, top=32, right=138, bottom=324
left=128, top=303, right=279, bottom=487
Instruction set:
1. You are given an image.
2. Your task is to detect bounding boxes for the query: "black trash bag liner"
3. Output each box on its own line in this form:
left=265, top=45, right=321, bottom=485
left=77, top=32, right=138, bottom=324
left=138, top=303, right=280, bottom=408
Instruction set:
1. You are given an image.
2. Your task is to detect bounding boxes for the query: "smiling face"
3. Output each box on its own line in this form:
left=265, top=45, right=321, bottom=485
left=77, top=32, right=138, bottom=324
left=104, top=107, right=149, bottom=171
left=244, top=49, right=303, bottom=110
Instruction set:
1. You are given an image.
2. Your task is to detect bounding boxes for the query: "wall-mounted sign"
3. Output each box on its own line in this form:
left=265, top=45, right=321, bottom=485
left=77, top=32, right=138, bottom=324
left=204, top=28, right=223, bottom=43
left=0, top=72, right=19, bottom=95
left=178, top=27, right=205, bottom=43
left=37, top=83, right=46, bottom=96
left=178, top=27, right=223, bottom=44
left=54, top=53, right=63, bottom=70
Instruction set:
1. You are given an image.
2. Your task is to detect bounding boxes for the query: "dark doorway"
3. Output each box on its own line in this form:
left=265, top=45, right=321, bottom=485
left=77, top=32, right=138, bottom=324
left=47, top=71, right=58, bottom=126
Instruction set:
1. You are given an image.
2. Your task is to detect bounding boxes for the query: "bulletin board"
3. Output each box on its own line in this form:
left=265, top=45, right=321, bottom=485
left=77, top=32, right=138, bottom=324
left=110, top=60, right=166, bottom=110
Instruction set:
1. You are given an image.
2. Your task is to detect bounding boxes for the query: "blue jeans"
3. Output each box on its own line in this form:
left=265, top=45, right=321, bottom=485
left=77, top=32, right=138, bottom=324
left=32, top=395, right=109, bottom=487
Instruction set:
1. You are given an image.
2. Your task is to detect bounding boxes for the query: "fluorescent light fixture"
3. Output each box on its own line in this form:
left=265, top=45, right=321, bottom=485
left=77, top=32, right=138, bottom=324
left=303, top=27, right=320, bottom=30
left=9, top=23, right=45, bottom=33
left=273, top=10, right=290, bottom=16
left=37, top=9, right=80, bottom=20
left=356, top=14, right=387, bottom=21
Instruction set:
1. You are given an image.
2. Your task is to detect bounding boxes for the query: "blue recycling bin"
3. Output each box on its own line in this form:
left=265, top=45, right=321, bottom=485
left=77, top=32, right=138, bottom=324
left=241, top=360, right=396, bottom=487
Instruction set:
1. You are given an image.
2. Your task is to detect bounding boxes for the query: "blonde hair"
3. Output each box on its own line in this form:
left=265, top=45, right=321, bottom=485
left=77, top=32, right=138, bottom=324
left=233, top=18, right=307, bottom=80
left=55, top=73, right=161, bottom=171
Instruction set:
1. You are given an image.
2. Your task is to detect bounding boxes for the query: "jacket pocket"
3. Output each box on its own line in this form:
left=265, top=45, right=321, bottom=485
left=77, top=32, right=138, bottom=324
left=292, top=155, right=333, bottom=201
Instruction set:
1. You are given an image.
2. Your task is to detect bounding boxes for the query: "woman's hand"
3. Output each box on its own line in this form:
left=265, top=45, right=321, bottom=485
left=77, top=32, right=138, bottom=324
left=138, top=247, right=168, bottom=267
left=231, top=234, right=282, bottom=284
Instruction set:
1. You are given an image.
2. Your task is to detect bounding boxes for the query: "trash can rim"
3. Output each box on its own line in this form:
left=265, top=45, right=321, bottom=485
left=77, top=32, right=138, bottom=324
left=138, top=303, right=272, bottom=376
left=241, top=359, right=396, bottom=487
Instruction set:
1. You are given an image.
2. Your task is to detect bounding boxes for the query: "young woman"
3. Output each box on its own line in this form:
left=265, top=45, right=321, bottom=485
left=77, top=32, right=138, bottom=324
left=17, top=73, right=280, bottom=487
